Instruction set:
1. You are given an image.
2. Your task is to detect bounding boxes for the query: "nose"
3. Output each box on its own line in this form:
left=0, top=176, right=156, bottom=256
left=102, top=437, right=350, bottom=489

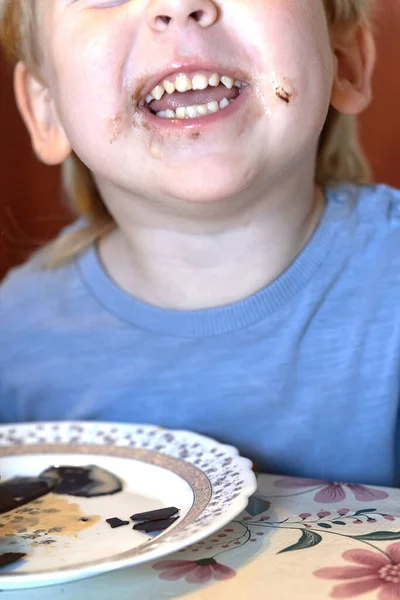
left=146, top=0, right=218, bottom=32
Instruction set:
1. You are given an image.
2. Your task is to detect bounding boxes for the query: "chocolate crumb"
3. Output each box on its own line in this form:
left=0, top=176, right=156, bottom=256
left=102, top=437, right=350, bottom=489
left=106, top=518, right=130, bottom=529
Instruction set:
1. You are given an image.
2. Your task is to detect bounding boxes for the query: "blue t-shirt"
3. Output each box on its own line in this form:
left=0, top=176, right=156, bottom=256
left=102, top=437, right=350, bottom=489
left=1, top=184, right=400, bottom=487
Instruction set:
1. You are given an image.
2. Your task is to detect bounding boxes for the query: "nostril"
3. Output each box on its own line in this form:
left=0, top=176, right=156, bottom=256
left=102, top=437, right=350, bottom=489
left=190, top=10, right=204, bottom=23
left=157, top=15, right=172, bottom=25
left=153, top=8, right=212, bottom=30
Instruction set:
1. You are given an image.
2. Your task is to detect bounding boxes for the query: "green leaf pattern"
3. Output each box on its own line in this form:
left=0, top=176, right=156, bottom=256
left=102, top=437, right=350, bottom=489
left=278, top=529, right=322, bottom=554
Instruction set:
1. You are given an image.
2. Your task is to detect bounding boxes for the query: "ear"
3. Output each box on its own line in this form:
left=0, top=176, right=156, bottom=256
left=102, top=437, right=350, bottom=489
left=14, top=62, right=72, bottom=165
left=330, top=24, right=376, bottom=116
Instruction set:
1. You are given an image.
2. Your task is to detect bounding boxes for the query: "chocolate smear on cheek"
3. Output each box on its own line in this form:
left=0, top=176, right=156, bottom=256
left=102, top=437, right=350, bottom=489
left=107, top=77, right=145, bottom=144
left=132, top=74, right=147, bottom=107
left=275, top=85, right=292, bottom=104
left=128, top=91, right=165, bottom=160
left=109, top=114, right=123, bottom=143
left=272, top=75, right=295, bottom=105
left=132, top=102, right=165, bottom=160
left=107, top=92, right=137, bottom=144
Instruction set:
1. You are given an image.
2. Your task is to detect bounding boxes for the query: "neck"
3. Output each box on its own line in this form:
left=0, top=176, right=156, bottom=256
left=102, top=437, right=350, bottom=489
left=99, top=163, right=324, bottom=310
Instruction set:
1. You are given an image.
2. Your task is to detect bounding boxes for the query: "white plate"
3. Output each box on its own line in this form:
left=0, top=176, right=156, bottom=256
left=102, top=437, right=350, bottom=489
left=0, top=422, right=256, bottom=590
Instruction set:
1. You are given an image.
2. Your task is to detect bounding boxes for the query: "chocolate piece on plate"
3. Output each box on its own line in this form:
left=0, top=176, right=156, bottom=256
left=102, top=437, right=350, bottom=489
left=106, top=518, right=130, bottom=529
left=130, top=507, right=179, bottom=522
left=0, top=553, right=27, bottom=570
left=132, top=516, right=179, bottom=533
left=0, top=477, right=56, bottom=515
left=40, top=465, right=123, bottom=498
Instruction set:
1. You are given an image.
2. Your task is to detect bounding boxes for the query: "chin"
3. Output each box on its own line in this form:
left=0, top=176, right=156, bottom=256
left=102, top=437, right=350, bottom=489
left=170, top=177, right=248, bottom=206
left=164, top=158, right=253, bottom=205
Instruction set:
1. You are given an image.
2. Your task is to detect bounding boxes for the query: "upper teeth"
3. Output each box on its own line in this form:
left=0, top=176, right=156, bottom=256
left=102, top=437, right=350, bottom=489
left=145, top=73, right=243, bottom=103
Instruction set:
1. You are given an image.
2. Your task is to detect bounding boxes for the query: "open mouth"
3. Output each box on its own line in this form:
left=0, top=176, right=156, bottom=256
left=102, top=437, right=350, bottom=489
left=138, top=71, right=248, bottom=120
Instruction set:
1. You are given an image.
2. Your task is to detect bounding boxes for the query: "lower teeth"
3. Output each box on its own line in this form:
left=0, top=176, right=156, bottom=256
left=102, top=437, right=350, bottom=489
left=156, top=97, right=233, bottom=120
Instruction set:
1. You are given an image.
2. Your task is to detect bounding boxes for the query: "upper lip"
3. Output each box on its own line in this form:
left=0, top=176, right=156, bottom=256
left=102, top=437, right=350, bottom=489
left=134, top=62, right=251, bottom=105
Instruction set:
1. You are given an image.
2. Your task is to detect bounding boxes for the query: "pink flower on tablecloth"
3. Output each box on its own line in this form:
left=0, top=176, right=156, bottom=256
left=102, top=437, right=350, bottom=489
left=314, top=543, right=400, bottom=598
left=153, top=558, right=236, bottom=583
left=274, top=477, right=389, bottom=504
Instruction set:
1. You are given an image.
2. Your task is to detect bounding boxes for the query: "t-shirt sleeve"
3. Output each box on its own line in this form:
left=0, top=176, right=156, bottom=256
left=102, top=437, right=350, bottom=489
left=0, top=283, right=17, bottom=423
left=0, top=253, right=50, bottom=424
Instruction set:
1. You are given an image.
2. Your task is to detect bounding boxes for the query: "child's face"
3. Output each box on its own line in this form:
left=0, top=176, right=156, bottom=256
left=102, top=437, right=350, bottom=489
left=37, top=0, right=334, bottom=206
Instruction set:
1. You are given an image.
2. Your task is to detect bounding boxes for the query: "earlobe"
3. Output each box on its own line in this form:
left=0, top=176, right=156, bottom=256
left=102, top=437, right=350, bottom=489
left=14, top=62, right=72, bottom=166
left=330, top=25, right=376, bottom=116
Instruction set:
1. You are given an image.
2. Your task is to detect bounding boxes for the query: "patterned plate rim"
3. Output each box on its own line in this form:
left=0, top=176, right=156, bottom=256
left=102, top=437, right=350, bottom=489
left=0, top=422, right=257, bottom=584
left=0, top=444, right=211, bottom=575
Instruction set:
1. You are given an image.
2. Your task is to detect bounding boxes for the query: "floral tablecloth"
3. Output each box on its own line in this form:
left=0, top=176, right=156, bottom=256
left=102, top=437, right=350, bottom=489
left=4, top=474, right=400, bottom=600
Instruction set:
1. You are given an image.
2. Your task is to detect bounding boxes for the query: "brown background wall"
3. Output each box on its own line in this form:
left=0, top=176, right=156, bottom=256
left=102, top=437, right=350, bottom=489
left=1, top=3, right=400, bottom=280
left=0, top=58, right=69, bottom=279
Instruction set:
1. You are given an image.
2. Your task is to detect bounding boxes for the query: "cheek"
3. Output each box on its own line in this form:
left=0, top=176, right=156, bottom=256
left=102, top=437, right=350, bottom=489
left=48, top=14, right=136, bottom=122
left=257, top=6, right=333, bottom=128
left=49, top=43, right=135, bottom=154
left=241, top=2, right=333, bottom=99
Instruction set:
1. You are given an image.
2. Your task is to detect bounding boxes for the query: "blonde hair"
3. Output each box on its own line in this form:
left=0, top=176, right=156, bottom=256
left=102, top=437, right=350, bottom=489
left=0, top=0, right=374, bottom=267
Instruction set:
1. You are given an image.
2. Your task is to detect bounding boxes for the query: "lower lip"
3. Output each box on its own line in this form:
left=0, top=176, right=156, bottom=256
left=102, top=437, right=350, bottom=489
left=139, top=86, right=252, bottom=130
